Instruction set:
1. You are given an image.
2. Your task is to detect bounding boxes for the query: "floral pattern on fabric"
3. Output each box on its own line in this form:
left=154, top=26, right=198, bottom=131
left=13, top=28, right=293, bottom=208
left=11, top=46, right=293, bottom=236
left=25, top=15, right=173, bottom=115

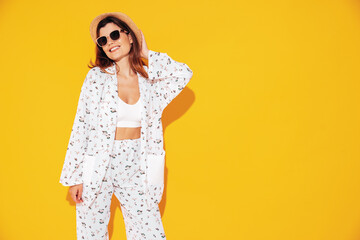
left=76, top=138, right=166, bottom=240
left=59, top=50, right=193, bottom=210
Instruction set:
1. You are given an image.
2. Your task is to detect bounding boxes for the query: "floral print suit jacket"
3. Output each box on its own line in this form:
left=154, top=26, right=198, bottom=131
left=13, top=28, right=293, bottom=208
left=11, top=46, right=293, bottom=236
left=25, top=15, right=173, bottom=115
left=59, top=50, right=193, bottom=210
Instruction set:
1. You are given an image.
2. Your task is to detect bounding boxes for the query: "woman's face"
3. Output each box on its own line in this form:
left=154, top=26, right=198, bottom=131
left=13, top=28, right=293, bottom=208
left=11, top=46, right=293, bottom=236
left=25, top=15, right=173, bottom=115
left=98, top=22, right=133, bottom=61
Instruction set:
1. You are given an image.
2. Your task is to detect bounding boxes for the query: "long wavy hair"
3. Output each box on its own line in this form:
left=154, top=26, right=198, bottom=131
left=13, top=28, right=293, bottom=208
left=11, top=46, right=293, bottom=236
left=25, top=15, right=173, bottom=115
left=88, top=16, right=148, bottom=79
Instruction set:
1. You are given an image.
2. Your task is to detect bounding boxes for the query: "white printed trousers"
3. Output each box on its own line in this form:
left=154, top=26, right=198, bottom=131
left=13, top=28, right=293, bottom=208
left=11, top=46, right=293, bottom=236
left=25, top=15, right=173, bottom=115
left=76, top=138, right=166, bottom=240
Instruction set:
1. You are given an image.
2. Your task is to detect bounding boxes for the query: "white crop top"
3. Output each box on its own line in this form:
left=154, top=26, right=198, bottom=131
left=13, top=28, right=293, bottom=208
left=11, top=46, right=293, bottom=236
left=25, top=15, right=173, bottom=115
left=116, top=95, right=142, bottom=127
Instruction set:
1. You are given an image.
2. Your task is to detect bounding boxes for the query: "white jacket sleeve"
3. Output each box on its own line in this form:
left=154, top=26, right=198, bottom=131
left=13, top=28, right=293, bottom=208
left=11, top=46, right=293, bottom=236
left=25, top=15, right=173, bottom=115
left=147, top=50, right=193, bottom=109
left=59, top=70, right=93, bottom=186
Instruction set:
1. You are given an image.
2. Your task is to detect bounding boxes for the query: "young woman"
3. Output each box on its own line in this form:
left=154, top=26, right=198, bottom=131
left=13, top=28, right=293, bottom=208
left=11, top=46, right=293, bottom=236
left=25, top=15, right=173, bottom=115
left=59, top=12, right=193, bottom=240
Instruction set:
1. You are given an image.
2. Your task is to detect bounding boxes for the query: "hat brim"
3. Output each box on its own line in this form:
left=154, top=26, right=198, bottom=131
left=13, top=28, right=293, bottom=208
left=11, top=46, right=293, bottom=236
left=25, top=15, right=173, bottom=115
left=89, top=12, right=142, bottom=48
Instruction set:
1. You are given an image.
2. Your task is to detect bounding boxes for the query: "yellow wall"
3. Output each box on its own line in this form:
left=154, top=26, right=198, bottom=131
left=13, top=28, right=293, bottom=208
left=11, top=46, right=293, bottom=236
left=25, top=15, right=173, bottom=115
left=1, top=0, right=360, bottom=239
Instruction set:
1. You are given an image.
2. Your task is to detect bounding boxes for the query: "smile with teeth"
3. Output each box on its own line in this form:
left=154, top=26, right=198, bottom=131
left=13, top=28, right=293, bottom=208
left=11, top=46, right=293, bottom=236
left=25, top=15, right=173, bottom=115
left=110, top=46, right=120, bottom=52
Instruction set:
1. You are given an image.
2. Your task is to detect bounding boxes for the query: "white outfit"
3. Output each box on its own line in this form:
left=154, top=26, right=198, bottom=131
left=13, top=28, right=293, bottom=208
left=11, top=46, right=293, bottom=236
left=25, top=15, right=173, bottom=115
left=116, top=94, right=142, bottom=127
left=76, top=138, right=166, bottom=239
left=59, top=50, right=193, bottom=239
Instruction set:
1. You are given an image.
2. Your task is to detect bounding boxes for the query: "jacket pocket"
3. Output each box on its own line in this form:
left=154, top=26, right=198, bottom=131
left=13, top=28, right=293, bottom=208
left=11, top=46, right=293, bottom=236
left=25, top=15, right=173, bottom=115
left=82, top=155, right=96, bottom=184
left=147, top=151, right=165, bottom=186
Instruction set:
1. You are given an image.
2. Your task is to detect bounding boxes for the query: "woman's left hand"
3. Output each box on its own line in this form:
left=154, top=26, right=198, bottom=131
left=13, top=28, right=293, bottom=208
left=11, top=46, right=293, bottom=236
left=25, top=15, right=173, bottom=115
left=139, top=29, right=149, bottom=59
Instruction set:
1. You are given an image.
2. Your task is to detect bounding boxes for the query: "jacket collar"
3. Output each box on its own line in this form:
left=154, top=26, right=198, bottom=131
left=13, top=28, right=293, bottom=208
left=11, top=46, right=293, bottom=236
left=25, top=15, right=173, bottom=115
left=107, top=61, right=148, bottom=99
left=104, top=62, right=116, bottom=74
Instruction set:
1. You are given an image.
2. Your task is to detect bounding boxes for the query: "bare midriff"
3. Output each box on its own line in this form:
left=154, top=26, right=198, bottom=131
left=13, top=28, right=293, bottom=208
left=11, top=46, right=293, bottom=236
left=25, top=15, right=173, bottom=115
left=114, top=127, right=141, bottom=140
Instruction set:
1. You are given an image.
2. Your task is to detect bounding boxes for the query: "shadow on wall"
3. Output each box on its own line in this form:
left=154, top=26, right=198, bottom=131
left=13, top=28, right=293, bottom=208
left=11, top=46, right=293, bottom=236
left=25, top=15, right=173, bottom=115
left=159, top=86, right=195, bottom=215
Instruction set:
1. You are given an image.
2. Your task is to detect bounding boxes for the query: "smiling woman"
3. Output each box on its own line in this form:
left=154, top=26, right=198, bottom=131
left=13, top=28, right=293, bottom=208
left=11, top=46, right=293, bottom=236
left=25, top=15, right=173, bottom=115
left=88, top=15, right=148, bottom=79
left=60, top=11, right=193, bottom=240
left=91, top=18, right=147, bottom=140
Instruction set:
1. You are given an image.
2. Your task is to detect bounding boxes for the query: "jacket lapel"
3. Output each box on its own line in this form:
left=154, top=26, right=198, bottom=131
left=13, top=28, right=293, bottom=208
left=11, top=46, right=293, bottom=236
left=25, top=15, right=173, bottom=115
left=86, top=63, right=151, bottom=209
left=86, top=64, right=118, bottom=198
left=98, top=62, right=150, bottom=154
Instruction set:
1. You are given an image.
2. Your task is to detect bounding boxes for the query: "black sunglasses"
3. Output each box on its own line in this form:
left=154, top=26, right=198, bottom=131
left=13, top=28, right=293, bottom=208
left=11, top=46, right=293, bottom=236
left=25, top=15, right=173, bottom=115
left=96, top=29, right=129, bottom=47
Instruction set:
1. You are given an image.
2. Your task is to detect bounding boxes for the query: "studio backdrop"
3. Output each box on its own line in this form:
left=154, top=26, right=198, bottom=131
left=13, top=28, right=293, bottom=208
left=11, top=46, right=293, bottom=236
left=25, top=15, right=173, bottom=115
left=0, top=0, right=360, bottom=240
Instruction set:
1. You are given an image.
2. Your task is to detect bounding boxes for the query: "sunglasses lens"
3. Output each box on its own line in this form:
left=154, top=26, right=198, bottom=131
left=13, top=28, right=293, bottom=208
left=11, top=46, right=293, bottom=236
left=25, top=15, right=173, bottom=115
left=110, top=30, right=120, bottom=40
left=97, top=30, right=122, bottom=47
left=97, top=37, right=107, bottom=47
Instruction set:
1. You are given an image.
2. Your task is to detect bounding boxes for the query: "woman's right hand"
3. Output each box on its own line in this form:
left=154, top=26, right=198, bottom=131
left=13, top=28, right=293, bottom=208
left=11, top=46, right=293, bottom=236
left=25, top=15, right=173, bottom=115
left=69, top=184, right=84, bottom=203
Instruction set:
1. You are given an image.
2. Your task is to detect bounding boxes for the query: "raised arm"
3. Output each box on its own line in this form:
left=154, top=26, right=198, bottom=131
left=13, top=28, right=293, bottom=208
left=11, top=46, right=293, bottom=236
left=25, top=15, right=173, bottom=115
left=146, top=50, right=193, bottom=109
left=59, top=70, right=93, bottom=186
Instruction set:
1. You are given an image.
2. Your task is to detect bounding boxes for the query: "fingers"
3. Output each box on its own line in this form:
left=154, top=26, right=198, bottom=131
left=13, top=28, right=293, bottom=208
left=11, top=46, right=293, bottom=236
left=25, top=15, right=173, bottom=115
left=139, top=29, right=145, bottom=45
left=69, top=189, right=77, bottom=203
left=138, top=29, right=148, bottom=59
left=69, top=184, right=84, bottom=204
left=77, top=186, right=83, bottom=203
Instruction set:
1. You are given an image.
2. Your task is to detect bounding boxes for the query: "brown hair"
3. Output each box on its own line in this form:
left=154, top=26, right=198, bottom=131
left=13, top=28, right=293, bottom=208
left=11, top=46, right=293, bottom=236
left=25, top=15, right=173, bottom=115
left=88, top=16, right=148, bottom=78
